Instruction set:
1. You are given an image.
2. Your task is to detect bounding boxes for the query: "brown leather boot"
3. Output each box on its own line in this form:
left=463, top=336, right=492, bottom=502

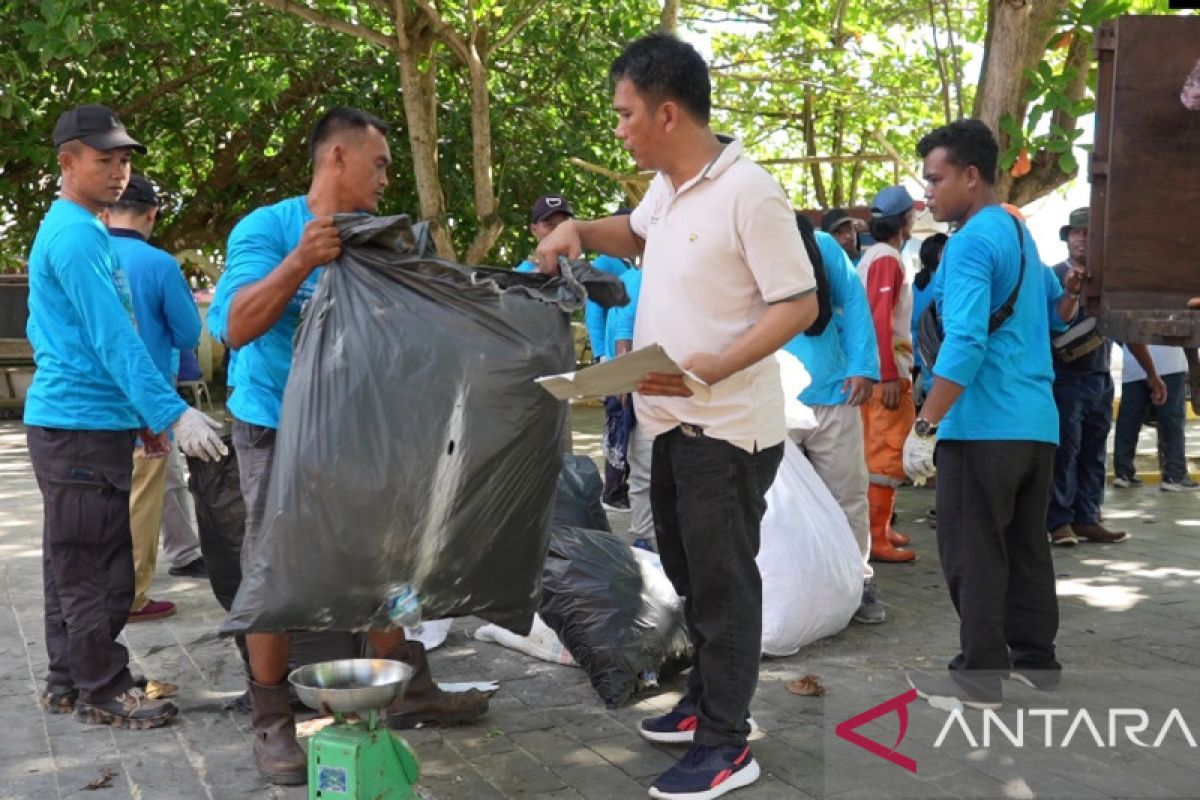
left=869, top=485, right=916, bottom=562
left=1072, top=521, right=1129, bottom=544
left=383, top=641, right=494, bottom=729
left=248, top=679, right=307, bottom=785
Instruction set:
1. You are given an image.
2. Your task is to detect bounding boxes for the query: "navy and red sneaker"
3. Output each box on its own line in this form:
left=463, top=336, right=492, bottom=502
left=648, top=744, right=760, bottom=799
left=640, top=704, right=700, bottom=744
left=640, top=705, right=759, bottom=745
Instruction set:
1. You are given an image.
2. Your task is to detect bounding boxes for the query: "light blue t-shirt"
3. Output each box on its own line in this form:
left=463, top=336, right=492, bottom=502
left=605, top=267, right=643, bottom=360
left=209, top=196, right=317, bottom=429
left=515, top=254, right=628, bottom=360
left=782, top=231, right=880, bottom=407
left=932, top=205, right=1060, bottom=443
left=24, top=199, right=186, bottom=433
left=109, top=230, right=201, bottom=385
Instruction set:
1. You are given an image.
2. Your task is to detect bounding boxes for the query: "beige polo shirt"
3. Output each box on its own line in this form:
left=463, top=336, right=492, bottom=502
left=630, top=138, right=817, bottom=453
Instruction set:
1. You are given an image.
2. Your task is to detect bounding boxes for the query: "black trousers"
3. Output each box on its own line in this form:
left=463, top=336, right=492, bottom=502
left=935, top=439, right=1061, bottom=700
left=28, top=426, right=138, bottom=704
left=651, top=426, right=782, bottom=749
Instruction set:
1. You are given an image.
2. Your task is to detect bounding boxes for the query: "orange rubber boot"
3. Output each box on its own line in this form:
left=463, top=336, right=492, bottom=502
left=869, top=485, right=916, bottom=562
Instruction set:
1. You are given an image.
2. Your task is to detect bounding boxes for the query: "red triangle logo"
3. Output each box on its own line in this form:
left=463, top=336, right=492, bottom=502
left=834, top=688, right=919, bottom=773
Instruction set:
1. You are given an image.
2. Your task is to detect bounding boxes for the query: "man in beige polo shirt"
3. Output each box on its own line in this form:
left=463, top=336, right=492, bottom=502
left=536, top=33, right=817, bottom=800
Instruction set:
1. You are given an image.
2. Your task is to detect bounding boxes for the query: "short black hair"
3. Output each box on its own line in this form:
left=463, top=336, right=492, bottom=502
left=308, top=107, right=389, bottom=163
left=915, top=232, right=948, bottom=289
left=916, top=119, right=998, bottom=185
left=108, top=199, right=156, bottom=216
left=609, top=33, right=711, bottom=123
left=869, top=214, right=907, bottom=243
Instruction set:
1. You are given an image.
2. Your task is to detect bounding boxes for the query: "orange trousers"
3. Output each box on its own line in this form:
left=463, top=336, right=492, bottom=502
left=861, top=380, right=916, bottom=487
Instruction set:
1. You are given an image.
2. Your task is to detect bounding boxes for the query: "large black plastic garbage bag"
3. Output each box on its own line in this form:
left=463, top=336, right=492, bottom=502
left=553, top=454, right=610, bottom=532
left=223, top=213, right=624, bottom=637
left=539, top=526, right=693, bottom=708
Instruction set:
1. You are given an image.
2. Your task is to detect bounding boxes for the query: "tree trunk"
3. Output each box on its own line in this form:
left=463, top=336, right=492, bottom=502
left=660, top=0, right=680, bottom=33
left=802, top=92, right=828, bottom=208
left=463, top=44, right=504, bottom=265
left=974, top=0, right=1071, bottom=200
left=1007, top=27, right=1093, bottom=206
left=393, top=0, right=456, bottom=258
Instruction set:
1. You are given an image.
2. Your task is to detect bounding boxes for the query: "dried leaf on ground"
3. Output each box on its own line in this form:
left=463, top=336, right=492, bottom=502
left=786, top=674, right=826, bottom=697
left=83, top=767, right=117, bottom=790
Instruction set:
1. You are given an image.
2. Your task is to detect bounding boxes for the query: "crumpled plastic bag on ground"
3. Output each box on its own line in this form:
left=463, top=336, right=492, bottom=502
left=539, top=526, right=692, bottom=708
left=222, top=213, right=624, bottom=638
left=474, top=614, right=577, bottom=666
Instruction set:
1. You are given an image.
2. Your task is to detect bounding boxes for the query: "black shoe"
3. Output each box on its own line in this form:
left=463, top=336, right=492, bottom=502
left=906, top=671, right=1001, bottom=711
left=222, top=690, right=253, bottom=714
left=40, top=684, right=78, bottom=714
left=852, top=580, right=886, bottom=624
left=168, top=558, right=208, bottom=578
left=76, top=688, right=178, bottom=729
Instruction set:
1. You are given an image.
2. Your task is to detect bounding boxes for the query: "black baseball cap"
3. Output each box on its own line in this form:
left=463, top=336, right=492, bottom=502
left=118, top=174, right=159, bottom=207
left=531, top=194, right=574, bottom=224
left=53, top=104, right=146, bottom=154
left=821, top=208, right=855, bottom=234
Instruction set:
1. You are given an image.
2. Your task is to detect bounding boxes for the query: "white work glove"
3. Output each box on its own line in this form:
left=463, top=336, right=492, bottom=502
left=902, top=427, right=937, bottom=485
left=172, top=407, right=228, bottom=462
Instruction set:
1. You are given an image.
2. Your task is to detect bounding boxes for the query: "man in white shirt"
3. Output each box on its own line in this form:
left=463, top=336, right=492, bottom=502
left=535, top=33, right=817, bottom=800
left=1114, top=345, right=1194, bottom=490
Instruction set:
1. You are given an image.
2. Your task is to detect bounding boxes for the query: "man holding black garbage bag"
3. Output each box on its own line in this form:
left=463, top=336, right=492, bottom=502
left=208, top=107, right=490, bottom=786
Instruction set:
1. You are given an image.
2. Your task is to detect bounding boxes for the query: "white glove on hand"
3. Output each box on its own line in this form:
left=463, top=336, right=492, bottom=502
left=902, top=428, right=937, bottom=485
left=173, top=407, right=228, bottom=462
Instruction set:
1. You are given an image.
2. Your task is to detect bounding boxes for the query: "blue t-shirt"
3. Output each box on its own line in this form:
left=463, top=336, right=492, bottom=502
left=932, top=205, right=1060, bottom=443
left=24, top=199, right=186, bottom=433
left=782, top=231, right=880, bottom=406
left=209, top=196, right=317, bottom=428
left=109, top=230, right=201, bottom=385
left=515, top=254, right=628, bottom=360
left=584, top=255, right=628, bottom=361
left=605, top=267, right=643, bottom=360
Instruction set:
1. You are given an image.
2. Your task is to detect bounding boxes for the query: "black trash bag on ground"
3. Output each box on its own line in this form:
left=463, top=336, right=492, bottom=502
left=223, top=214, right=624, bottom=637
left=553, top=454, right=610, bottom=532
left=539, top=526, right=693, bottom=708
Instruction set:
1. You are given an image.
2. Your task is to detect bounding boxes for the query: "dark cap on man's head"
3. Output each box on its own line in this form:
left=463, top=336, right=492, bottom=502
left=1059, top=207, right=1089, bottom=241
left=53, top=104, right=145, bottom=154
left=821, top=208, right=855, bottom=234
left=118, top=175, right=159, bottom=207
left=531, top=194, right=574, bottom=224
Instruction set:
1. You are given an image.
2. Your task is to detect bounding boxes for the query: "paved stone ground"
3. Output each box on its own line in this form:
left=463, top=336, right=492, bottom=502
left=2, top=414, right=1199, bottom=800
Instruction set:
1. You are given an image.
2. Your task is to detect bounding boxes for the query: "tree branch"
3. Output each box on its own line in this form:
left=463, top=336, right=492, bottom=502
left=490, top=0, right=548, bottom=54
left=252, top=0, right=396, bottom=51
left=410, top=0, right=472, bottom=63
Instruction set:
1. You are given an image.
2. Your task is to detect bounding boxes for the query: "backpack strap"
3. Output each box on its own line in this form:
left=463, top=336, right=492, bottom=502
left=986, top=213, right=1026, bottom=333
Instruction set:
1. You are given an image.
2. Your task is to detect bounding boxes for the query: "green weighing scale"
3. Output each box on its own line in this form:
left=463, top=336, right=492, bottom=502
left=290, top=659, right=421, bottom=799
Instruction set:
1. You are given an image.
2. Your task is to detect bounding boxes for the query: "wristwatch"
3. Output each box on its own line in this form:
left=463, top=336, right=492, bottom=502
left=914, top=418, right=938, bottom=438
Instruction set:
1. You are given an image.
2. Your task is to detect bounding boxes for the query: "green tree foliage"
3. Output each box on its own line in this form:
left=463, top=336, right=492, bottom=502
left=691, top=0, right=980, bottom=210
left=0, top=0, right=657, bottom=269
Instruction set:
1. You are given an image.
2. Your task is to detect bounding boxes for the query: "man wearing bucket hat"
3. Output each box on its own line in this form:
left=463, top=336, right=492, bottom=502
left=1045, top=207, right=1163, bottom=546
left=25, top=104, right=226, bottom=731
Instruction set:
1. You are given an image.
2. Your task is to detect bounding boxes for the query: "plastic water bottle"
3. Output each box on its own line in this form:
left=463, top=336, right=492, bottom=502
left=384, top=583, right=422, bottom=628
